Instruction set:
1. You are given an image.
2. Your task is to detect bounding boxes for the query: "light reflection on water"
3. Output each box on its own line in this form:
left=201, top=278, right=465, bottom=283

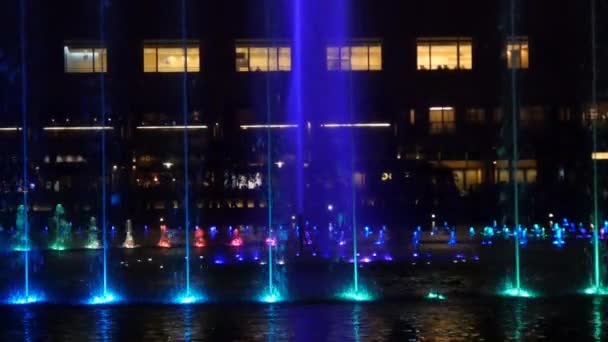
left=0, top=298, right=606, bottom=341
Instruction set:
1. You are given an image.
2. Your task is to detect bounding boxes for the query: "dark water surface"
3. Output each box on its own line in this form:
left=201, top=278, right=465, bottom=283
left=0, top=297, right=606, bottom=341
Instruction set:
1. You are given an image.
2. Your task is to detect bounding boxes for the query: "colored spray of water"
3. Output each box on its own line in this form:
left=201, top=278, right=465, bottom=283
left=173, top=292, right=204, bottom=305
left=85, top=217, right=101, bottom=249
left=338, top=286, right=374, bottom=302
left=88, top=291, right=119, bottom=305
left=49, top=205, right=70, bottom=249
left=425, top=291, right=446, bottom=301
left=501, top=286, right=534, bottom=298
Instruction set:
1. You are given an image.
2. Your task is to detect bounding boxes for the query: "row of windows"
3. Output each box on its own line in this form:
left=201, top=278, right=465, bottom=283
left=64, top=37, right=529, bottom=73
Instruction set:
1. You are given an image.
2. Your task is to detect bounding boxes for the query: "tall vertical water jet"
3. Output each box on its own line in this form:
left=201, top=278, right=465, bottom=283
left=8, top=0, right=41, bottom=304
left=583, top=0, right=608, bottom=296
left=258, top=0, right=283, bottom=304
left=501, top=0, right=531, bottom=298
left=292, top=0, right=304, bottom=217
left=88, top=0, right=117, bottom=304
left=173, top=0, right=201, bottom=304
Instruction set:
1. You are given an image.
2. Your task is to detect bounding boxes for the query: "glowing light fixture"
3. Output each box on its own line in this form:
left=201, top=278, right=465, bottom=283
left=240, top=124, right=298, bottom=130
left=0, top=127, right=22, bottom=131
left=320, top=123, right=390, bottom=128
left=43, top=126, right=113, bottom=131
left=136, top=125, right=208, bottom=130
left=592, top=152, right=608, bottom=160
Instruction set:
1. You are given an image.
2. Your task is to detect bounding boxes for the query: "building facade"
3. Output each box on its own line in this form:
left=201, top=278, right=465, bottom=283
left=0, top=0, right=606, bottom=228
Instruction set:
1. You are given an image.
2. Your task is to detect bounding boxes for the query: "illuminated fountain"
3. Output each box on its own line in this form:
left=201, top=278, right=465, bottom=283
left=122, top=219, right=136, bottom=248
left=85, top=217, right=101, bottom=249
left=157, top=224, right=172, bottom=248
left=49, top=204, right=70, bottom=250
left=552, top=223, right=565, bottom=247
left=11, top=205, right=28, bottom=251
left=193, top=226, right=205, bottom=247
left=448, top=228, right=456, bottom=245
left=230, top=228, right=243, bottom=247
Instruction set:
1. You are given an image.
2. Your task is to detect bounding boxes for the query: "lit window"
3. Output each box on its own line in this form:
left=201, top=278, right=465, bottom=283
left=143, top=43, right=200, bottom=73
left=507, top=37, right=529, bottom=69
left=64, top=46, right=107, bottom=73
left=429, top=107, right=456, bottom=134
left=520, top=106, right=544, bottom=126
left=235, top=45, right=291, bottom=72
left=453, top=168, right=483, bottom=193
left=417, top=38, right=472, bottom=70
left=466, top=108, right=485, bottom=123
left=327, top=44, right=382, bottom=71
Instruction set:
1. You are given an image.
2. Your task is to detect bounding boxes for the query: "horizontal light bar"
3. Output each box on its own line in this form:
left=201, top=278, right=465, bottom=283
left=43, top=126, right=113, bottom=131
left=592, top=152, right=608, bottom=160
left=240, top=124, right=298, bottom=130
left=136, top=125, right=208, bottom=130
left=0, top=127, right=22, bottom=131
left=320, top=123, right=391, bottom=128
left=429, top=107, right=454, bottom=110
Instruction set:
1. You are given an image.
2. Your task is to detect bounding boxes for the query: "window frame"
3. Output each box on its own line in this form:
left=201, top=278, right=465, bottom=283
left=416, top=37, right=473, bottom=71
left=506, top=36, right=529, bottom=69
left=143, top=41, right=200, bottom=73
left=326, top=41, right=382, bottom=71
left=235, top=42, right=292, bottom=72
left=428, top=106, right=456, bottom=134
left=64, top=43, right=108, bottom=73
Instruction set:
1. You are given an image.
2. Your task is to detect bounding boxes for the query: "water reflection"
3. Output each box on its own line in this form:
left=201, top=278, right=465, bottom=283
left=95, top=307, right=112, bottom=341
left=21, top=307, right=34, bottom=342
left=591, top=297, right=603, bottom=341
left=352, top=304, right=360, bottom=342
left=1, top=299, right=607, bottom=341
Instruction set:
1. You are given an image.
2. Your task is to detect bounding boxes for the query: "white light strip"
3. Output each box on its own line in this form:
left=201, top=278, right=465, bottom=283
left=0, top=127, right=22, bottom=131
left=240, top=124, right=298, bottom=130
left=429, top=106, right=454, bottom=110
left=136, top=125, right=208, bottom=130
left=320, top=123, right=391, bottom=128
left=592, top=152, right=608, bottom=160
left=43, top=126, right=113, bottom=131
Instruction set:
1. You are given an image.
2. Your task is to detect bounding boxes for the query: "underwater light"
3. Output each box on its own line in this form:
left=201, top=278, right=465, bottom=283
left=88, top=291, right=119, bottom=305
left=337, top=286, right=374, bottom=302
left=500, top=287, right=534, bottom=298
left=173, top=292, right=203, bottom=304
left=583, top=286, right=608, bottom=296
left=425, top=291, right=446, bottom=300
left=7, top=293, right=43, bottom=305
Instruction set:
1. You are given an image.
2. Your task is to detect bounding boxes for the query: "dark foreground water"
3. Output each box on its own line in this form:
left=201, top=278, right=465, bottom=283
left=0, top=297, right=606, bottom=341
